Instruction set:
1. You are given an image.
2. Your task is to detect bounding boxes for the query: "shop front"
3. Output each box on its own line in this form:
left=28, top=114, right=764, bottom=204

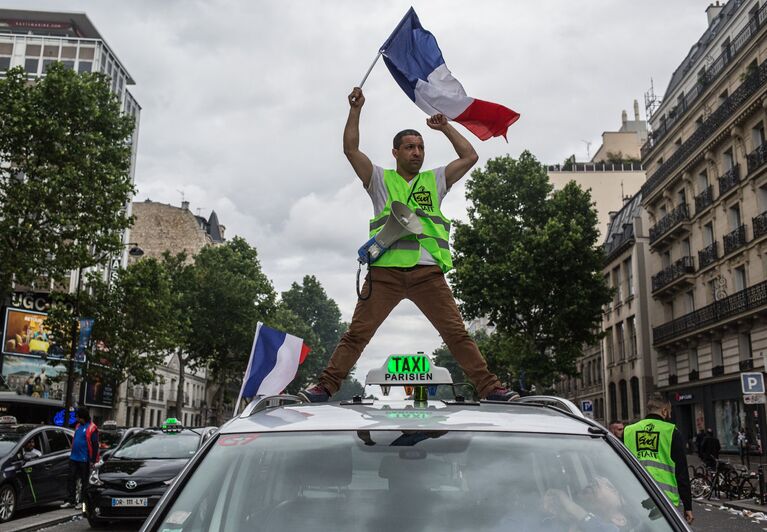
left=668, top=378, right=765, bottom=456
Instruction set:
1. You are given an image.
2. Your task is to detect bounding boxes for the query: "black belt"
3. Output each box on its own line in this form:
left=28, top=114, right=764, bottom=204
left=377, top=265, right=434, bottom=272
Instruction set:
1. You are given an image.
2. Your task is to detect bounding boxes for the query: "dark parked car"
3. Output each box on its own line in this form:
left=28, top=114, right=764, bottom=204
left=98, top=421, right=126, bottom=454
left=0, top=416, right=75, bottom=522
left=85, top=419, right=216, bottom=526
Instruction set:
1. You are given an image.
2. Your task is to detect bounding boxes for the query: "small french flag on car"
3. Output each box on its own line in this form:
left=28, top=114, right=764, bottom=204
left=234, top=323, right=310, bottom=413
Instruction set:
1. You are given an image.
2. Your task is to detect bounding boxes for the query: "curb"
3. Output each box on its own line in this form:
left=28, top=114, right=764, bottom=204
left=8, top=510, right=81, bottom=532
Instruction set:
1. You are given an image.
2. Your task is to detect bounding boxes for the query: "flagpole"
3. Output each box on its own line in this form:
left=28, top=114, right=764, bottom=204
left=358, top=51, right=382, bottom=89
left=233, top=322, right=263, bottom=417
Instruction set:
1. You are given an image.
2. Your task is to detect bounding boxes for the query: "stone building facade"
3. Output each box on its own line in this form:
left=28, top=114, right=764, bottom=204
left=641, top=0, right=767, bottom=452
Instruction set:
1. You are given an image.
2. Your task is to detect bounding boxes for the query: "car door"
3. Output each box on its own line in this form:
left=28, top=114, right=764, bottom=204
left=42, top=429, right=73, bottom=502
left=18, top=432, right=51, bottom=504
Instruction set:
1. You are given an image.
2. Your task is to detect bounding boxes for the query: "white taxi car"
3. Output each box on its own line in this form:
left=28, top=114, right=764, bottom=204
left=140, top=355, right=690, bottom=532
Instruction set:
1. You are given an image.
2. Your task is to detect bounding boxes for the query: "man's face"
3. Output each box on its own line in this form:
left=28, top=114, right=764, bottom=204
left=392, top=135, right=425, bottom=175
left=25, top=440, right=34, bottom=450
left=610, top=423, right=624, bottom=439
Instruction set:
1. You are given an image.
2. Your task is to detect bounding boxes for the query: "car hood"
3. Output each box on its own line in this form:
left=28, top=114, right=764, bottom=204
left=100, top=458, right=187, bottom=481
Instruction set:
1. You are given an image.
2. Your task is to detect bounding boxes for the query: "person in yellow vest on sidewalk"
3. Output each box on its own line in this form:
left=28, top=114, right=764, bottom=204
left=301, top=87, right=513, bottom=403
left=623, top=394, right=694, bottom=525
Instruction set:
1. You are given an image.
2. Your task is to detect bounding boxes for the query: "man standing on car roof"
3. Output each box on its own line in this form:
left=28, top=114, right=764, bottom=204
left=300, top=87, right=514, bottom=403
left=61, top=407, right=99, bottom=509
left=623, top=394, right=693, bottom=525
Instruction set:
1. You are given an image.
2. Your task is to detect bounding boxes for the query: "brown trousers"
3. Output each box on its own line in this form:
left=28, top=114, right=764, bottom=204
left=319, top=265, right=501, bottom=398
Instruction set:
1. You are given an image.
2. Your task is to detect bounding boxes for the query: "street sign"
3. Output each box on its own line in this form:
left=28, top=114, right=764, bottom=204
left=581, top=399, right=594, bottom=418
left=741, top=372, right=765, bottom=394
left=744, top=394, right=767, bottom=405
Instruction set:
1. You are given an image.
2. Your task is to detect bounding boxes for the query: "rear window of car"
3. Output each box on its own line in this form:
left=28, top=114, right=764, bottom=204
left=155, top=431, right=674, bottom=532
left=112, top=430, right=199, bottom=460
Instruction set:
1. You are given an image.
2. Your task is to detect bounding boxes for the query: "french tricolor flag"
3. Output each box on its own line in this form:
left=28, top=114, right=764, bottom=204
left=234, top=323, right=310, bottom=413
left=380, top=8, right=520, bottom=141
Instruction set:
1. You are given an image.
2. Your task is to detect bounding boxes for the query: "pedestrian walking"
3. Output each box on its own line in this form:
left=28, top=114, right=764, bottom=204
left=737, top=427, right=750, bottom=468
left=694, top=428, right=706, bottom=457
left=300, top=87, right=514, bottom=403
left=623, top=394, right=693, bottom=525
left=60, top=407, right=99, bottom=508
left=700, top=428, right=721, bottom=469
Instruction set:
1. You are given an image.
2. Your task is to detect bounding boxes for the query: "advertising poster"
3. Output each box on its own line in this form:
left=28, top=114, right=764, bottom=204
left=2, top=308, right=64, bottom=357
left=1, top=353, right=80, bottom=401
left=83, top=374, right=115, bottom=408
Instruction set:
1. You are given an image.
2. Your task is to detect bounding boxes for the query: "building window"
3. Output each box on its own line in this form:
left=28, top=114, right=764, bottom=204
left=616, top=323, right=626, bottom=361
left=690, top=347, right=699, bottom=373
left=712, top=340, right=724, bottom=367
left=627, top=317, right=638, bottom=358
left=630, top=377, right=640, bottom=417
left=698, top=169, right=709, bottom=191
left=704, top=222, right=715, bottom=246
left=739, top=332, right=753, bottom=361
left=667, top=354, right=677, bottom=377
left=685, top=290, right=695, bottom=313
left=609, top=382, right=617, bottom=421
left=729, top=203, right=742, bottom=230
left=724, top=147, right=735, bottom=171
left=624, top=256, right=634, bottom=297
left=605, top=328, right=614, bottom=364
left=753, top=122, right=765, bottom=149
left=734, top=265, right=747, bottom=292
left=619, top=380, right=629, bottom=421
left=612, top=266, right=622, bottom=303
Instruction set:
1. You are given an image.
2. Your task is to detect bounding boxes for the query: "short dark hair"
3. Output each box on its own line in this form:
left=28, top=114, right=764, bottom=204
left=76, top=407, right=90, bottom=421
left=393, top=129, right=422, bottom=149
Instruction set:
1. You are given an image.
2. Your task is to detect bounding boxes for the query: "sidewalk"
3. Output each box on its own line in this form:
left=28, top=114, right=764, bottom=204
left=6, top=508, right=81, bottom=532
left=686, top=452, right=767, bottom=514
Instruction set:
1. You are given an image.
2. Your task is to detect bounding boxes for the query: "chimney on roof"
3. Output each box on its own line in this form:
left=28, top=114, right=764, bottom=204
left=633, top=99, right=640, bottom=121
left=706, top=1, right=723, bottom=26
left=621, top=110, right=627, bottom=125
left=181, top=200, right=189, bottom=210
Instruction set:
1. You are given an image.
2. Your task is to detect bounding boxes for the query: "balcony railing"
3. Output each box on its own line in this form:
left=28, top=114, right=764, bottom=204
left=641, top=2, right=767, bottom=157
left=649, top=203, right=689, bottom=244
left=668, top=375, right=678, bottom=385
left=653, top=280, right=767, bottom=344
left=698, top=241, right=718, bottom=269
left=718, top=164, right=741, bottom=196
left=688, top=369, right=699, bottom=382
left=651, top=256, right=695, bottom=292
left=755, top=211, right=767, bottom=239
left=740, top=359, right=755, bottom=371
left=642, top=61, right=767, bottom=199
left=723, top=224, right=748, bottom=255
left=547, top=162, right=644, bottom=172
left=694, top=185, right=714, bottom=214
left=747, top=143, right=767, bottom=174
left=712, top=365, right=725, bottom=377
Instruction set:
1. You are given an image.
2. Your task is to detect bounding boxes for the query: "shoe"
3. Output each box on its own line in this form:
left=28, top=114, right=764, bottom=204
left=484, top=387, right=519, bottom=401
left=60, top=501, right=74, bottom=509
left=299, top=384, right=331, bottom=403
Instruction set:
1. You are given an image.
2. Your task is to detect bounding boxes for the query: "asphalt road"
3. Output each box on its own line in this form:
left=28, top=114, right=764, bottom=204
left=22, top=501, right=767, bottom=532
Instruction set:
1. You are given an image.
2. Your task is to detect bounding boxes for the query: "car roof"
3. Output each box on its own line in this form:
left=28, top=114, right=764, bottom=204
left=221, top=399, right=599, bottom=436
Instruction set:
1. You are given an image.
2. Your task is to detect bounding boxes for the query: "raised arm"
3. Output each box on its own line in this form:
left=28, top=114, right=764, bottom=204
left=343, top=87, right=374, bottom=188
left=426, top=114, right=479, bottom=188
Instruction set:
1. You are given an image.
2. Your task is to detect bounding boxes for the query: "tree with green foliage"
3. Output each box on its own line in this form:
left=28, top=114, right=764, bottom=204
left=181, top=237, right=277, bottom=418
left=0, top=64, right=136, bottom=304
left=280, top=275, right=364, bottom=394
left=46, top=258, right=177, bottom=412
left=450, top=151, right=611, bottom=388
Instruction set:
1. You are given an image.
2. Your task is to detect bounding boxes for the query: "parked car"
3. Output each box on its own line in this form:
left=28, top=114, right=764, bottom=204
left=85, top=419, right=216, bottom=526
left=98, top=421, right=126, bottom=454
left=0, top=416, right=75, bottom=522
left=139, top=357, right=691, bottom=532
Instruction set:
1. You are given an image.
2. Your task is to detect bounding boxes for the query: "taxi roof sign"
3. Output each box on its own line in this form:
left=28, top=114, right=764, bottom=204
left=366, top=355, right=452, bottom=386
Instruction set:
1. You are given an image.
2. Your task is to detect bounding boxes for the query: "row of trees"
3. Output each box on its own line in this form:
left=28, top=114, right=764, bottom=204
left=48, top=237, right=356, bottom=420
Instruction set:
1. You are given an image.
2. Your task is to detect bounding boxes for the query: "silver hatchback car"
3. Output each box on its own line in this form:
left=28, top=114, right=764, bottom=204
left=141, top=356, right=690, bottom=532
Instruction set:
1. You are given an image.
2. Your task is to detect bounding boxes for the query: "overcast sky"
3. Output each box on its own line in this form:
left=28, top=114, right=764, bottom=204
left=11, top=0, right=711, bottom=386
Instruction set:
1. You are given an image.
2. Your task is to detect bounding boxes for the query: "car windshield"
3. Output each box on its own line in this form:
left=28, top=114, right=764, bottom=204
left=156, top=431, right=674, bottom=532
left=112, top=430, right=199, bottom=460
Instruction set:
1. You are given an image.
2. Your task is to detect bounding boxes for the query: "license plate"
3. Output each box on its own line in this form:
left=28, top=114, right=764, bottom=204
left=111, top=497, right=148, bottom=507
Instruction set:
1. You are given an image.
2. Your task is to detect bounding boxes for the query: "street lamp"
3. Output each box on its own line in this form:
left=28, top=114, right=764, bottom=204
left=63, top=243, right=144, bottom=424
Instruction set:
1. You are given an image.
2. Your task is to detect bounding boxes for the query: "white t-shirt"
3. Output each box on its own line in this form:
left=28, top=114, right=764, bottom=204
left=366, top=165, right=449, bottom=265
